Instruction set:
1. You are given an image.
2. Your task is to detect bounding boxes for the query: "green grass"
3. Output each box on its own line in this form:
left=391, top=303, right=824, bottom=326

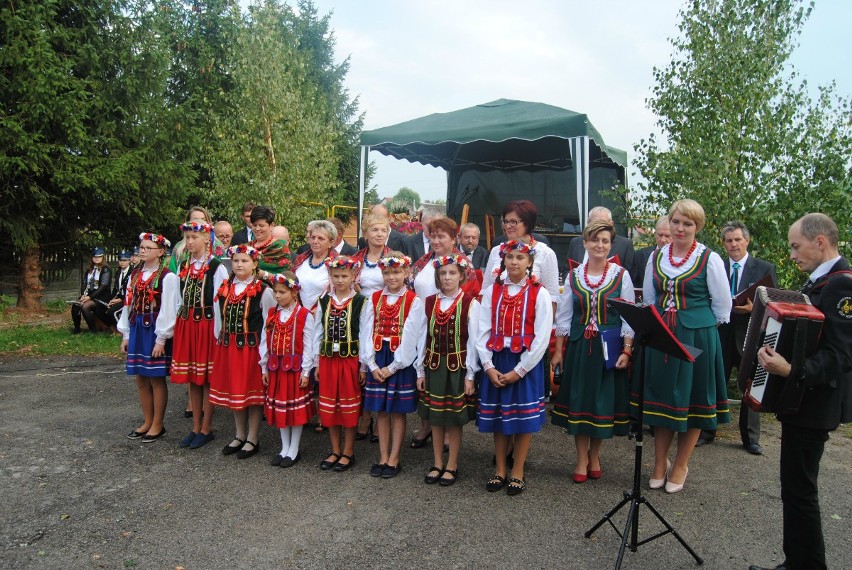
left=0, top=323, right=121, bottom=356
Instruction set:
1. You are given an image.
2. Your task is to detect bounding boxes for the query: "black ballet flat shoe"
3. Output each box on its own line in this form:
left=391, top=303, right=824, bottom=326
left=141, top=428, right=167, bottom=443
left=486, top=474, right=508, bottom=492
left=424, top=466, right=443, bottom=484
left=438, top=468, right=458, bottom=486
left=333, top=454, right=356, bottom=472
left=370, top=434, right=380, bottom=444
left=127, top=430, right=146, bottom=440
left=355, top=419, right=374, bottom=441
left=236, top=440, right=259, bottom=459
left=410, top=432, right=432, bottom=449
left=270, top=454, right=284, bottom=467
left=381, top=464, right=402, bottom=479
left=280, top=453, right=301, bottom=469
left=320, top=452, right=341, bottom=470
left=222, top=438, right=245, bottom=456
left=179, top=431, right=198, bottom=448
left=507, top=477, right=526, bottom=496
left=183, top=410, right=193, bottom=418
left=370, top=463, right=387, bottom=477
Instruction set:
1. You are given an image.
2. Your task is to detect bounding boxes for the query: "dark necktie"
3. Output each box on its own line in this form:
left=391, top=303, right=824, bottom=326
left=730, top=262, right=740, bottom=297
left=801, top=278, right=814, bottom=293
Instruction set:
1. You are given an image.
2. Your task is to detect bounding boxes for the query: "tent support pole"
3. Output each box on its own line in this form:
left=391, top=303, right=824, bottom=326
left=358, top=145, right=369, bottom=240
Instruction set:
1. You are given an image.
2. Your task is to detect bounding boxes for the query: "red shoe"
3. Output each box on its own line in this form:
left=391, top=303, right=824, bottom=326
left=572, top=472, right=588, bottom=484
left=589, top=469, right=603, bottom=480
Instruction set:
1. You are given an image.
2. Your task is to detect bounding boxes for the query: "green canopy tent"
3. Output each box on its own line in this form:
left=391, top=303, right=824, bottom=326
left=358, top=99, right=627, bottom=270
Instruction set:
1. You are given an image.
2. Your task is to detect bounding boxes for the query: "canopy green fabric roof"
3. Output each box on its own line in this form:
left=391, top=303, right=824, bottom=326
left=360, top=98, right=627, bottom=170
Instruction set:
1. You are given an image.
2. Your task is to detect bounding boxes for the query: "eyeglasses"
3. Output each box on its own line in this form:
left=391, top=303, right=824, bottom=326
left=501, top=218, right=522, bottom=227
left=138, top=246, right=159, bottom=252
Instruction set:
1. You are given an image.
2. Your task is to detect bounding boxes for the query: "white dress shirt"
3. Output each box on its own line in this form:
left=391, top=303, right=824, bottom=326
left=482, top=241, right=560, bottom=298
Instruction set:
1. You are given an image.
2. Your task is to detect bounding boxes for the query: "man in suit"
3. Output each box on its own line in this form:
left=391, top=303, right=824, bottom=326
left=697, top=221, right=777, bottom=453
left=214, top=220, right=233, bottom=249
left=749, top=213, right=851, bottom=570
left=404, top=208, right=442, bottom=260
left=632, top=217, right=671, bottom=294
left=567, top=206, right=636, bottom=281
left=457, top=223, right=489, bottom=270
left=231, top=201, right=256, bottom=246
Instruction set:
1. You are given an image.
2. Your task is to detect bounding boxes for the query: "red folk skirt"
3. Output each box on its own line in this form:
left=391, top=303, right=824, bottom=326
left=170, top=317, right=215, bottom=386
left=265, top=367, right=315, bottom=428
left=316, top=355, right=361, bottom=427
left=209, top=339, right=265, bottom=410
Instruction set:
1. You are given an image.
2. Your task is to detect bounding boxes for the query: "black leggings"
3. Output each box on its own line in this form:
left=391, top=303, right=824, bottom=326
left=71, top=300, right=99, bottom=331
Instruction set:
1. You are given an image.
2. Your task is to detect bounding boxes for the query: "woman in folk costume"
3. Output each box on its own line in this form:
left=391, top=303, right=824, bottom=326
left=364, top=252, right=421, bottom=478
left=248, top=205, right=292, bottom=278
left=261, top=272, right=316, bottom=468
left=293, top=219, right=339, bottom=312
left=118, top=232, right=179, bottom=443
left=550, top=220, right=635, bottom=483
left=413, top=254, right=480, bottom=487
left=210, top=244, right=276, bottom=459
left=641, top=199, right=731, bottom=494
left=171, top=221, right=229, bottom=450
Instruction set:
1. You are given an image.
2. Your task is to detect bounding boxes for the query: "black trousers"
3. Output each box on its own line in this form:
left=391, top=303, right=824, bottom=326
left=780, top=422, right=828, bottom=570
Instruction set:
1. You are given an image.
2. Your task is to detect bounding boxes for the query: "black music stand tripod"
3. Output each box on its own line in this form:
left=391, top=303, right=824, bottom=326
left=585, top=300, right=704, bottom=568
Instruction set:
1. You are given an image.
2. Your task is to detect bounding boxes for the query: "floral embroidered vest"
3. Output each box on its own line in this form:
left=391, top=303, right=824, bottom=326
left=178, top=257, right=221, bottom=322
left=265, top=305, right=308, bottom=372
left=371, top=289, right=417, bottom=351
left=486, top=281, right=541, bottom=352
left=318, top=294, right=366, bottom=358
left=423, top=293, right=473, bottom=372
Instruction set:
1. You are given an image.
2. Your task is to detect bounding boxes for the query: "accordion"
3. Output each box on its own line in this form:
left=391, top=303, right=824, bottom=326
left=738, top=287, right=824, bottom=414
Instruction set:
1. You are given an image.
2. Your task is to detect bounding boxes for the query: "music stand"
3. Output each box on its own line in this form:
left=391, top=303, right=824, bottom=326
left=585, top=300, right=704, bottom=568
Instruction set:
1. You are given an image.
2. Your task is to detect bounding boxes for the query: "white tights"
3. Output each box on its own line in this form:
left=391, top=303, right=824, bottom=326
left=278, top=425, right=303, bottom=458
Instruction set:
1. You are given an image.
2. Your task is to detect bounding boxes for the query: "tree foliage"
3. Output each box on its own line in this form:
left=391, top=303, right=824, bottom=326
left=1, top=0, right=366, bottom=304
left=632, top=0, right=852, bottom=287
left=389, top=186, right=421, bottom=214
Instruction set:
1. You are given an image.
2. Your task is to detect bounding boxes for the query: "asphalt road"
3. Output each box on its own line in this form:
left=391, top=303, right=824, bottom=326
left=1, top=355, right=850, bottom=569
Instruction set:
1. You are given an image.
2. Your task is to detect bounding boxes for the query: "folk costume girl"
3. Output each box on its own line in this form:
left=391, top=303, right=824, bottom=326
left=477, top=240, right=553, bottom=495
left=412, top=254, right=480, bottom=487
left=118, top=233, right=179, bottom=443
left=261, top=272, right=316, bottom=468
left=364, top=252, right=422, bottom=478
left=168, top=206, right=226, bottom=273
left=642, top=199, right=731, bottom=494
left=351, top=214, right=392, bottom=442
left=550, top=220, right=635, bottom=484
left=312, top=256, right=375, bottom=472
left=171, top=222, right=229, bottom=450
left=210, top=244, right=275, bottom=459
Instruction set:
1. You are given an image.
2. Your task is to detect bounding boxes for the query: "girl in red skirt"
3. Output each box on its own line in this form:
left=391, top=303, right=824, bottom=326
left=210, top=244, right=275, bottom=459
left=171, top=222, right=229, bottom=449
left=313, top=256, right=375, bottom=472
left=262, top=272, right=316, bottom=468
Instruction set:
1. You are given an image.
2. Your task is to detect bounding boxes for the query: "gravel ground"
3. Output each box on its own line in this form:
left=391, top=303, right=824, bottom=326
left=1, top=355, right=850, bottom=570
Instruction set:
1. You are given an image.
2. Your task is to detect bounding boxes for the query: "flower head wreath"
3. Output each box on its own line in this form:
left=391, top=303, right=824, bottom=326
left=180, top=221, right=212, bottom=233
left=325, top=256, right=361, bottom=270
left=498, top=239, right=536, bottom=258
left=139, top=232, right=171, bottom=248
left=268, top=273, right=301, bottom=291
left=378, top=254, right=412, bottom=269
left=228, top=243, right=260, bottom=260
left=432, top=254, right=470, bottom=270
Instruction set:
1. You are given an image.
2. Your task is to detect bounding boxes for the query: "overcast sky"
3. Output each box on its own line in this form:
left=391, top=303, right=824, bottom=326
left=308, top=0, right=852, bottom=202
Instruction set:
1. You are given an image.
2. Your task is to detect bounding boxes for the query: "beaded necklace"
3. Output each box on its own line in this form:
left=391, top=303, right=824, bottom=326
left=227, top=278, right=260, bottom=304
left=253, top=235, right=273, bottom=251
left=433, top=291, right=463, bottom=326
left=668, top=240, right=698, bottom=268
left=308, top=255, right=326, bottom=269
left=583, top=262, right=610, bottom=289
